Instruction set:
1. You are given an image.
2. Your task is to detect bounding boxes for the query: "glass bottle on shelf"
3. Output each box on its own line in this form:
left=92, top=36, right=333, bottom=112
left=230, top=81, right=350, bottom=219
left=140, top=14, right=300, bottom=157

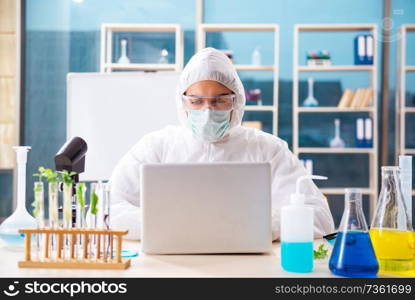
left=117, top=39, right=130, bottom=64
left=329, top=118, right=346, bottom=148
left=159, top=49, right=169, bottom=64
left=329, top=188, right=378, bottom=277
left=369, top=166, right=415, bottom=276
left=302, top=77, right=319, bottom=107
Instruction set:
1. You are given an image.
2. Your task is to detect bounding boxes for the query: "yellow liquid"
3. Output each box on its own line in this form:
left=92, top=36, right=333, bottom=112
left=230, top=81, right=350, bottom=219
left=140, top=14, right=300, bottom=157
left=369, top=228, right=415, bottom=276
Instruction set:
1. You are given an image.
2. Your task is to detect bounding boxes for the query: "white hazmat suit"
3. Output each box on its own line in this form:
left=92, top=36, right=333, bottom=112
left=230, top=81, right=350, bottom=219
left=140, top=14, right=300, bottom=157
left=109, top=47, right=335, bottom=241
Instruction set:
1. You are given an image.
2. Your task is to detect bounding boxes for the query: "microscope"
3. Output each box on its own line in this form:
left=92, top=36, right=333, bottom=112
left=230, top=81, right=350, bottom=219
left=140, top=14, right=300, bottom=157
left=55, top=137, right=88, bottom=226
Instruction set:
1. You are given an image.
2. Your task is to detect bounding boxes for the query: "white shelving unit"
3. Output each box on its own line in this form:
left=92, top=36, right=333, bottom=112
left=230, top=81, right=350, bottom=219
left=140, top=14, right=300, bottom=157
left=100, top=24, right=183, bottom=72
left=196, top=23, right=280, bottom=135
left=396, top=24, right=415, bottom=196
left=293, top=24, right=378, bottom=217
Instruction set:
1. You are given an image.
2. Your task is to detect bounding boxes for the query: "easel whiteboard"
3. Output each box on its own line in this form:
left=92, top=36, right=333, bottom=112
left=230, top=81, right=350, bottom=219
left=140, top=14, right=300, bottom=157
left=67, top=72, right=180, bottom=181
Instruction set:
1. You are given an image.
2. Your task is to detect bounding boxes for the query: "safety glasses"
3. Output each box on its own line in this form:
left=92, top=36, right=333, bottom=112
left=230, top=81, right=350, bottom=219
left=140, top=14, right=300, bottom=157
left=182, top=94, right=235, bottom=110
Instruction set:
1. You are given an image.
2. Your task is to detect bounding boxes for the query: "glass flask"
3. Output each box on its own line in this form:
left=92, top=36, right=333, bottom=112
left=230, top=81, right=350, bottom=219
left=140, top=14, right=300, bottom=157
left=329, top=188, right=379, bottom=277
left=329, top=119, right=345, bottom=148
left=0, top=146, right=36, bottom=250
left=370, top=166, right=415, bottom=276
left=302, top=77, right=319, bottom=107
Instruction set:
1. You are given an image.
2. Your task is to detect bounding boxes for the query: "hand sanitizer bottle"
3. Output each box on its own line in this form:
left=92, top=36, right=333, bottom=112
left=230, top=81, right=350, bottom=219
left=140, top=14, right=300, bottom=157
left=280, top=175, right=327, bottom=273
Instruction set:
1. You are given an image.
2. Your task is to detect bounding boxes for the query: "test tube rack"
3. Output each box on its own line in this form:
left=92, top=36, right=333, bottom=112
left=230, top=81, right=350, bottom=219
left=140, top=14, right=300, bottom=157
left=18, top=228, right=131, bottom=270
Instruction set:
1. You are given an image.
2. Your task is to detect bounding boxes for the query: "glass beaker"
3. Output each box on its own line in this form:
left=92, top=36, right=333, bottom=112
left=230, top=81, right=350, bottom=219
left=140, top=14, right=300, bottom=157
left=329, top=188, right=378, bottom=277
left=369, top=166, right=415, bottom=276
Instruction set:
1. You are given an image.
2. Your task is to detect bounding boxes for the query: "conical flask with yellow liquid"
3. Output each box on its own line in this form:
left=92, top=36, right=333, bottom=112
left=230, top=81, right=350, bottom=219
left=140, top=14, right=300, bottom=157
left=370, top=166, right=415, bottom=276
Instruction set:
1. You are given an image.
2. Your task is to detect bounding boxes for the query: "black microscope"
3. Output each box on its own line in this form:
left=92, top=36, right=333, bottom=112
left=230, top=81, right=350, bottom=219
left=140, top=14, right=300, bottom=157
left=55, top=136, right=88, bottom=226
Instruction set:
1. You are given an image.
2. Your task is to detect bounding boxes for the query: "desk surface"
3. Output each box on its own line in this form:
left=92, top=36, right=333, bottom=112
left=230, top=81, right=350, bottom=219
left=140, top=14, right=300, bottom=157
left=0, top=239, right=337, bottom=278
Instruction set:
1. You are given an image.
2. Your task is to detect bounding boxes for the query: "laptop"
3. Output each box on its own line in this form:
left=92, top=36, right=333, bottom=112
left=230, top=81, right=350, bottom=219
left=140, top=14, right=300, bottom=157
left=140, top=162, right=272, bottom=254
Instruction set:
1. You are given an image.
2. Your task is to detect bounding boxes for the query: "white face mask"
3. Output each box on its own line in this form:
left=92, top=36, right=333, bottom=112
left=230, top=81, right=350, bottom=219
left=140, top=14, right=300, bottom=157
left=186, top=109, right=231, bottom=142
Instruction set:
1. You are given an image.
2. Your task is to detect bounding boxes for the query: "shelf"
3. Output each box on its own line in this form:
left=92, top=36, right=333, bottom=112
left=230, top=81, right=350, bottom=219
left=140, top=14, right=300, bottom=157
left=100, top=24, right=183, bottom=73
left=234, top=64, right=275, bottom=71
left=320, top=188, right=374, bottom=195
left=199, top=24, right=278, bottom=32
left=296, top=24, right=376, bottom=32
left=298, top=107, right=373, bottom=113
left=104, top=63, right=177, bottom=71
left=0, top=168, right=13, bottom=172
left=298, top=65, right=374, bottom=72
left=102, top=24, right=180, bottom=32
left=297, top=147, right=374, bottom=154
left=244, top=106, right=275, bottom=112
left=404, top=107, right=415, bottom=113
left=405, top=66, right=415, bottom=72
left=404, top=149, right=415, bottom=155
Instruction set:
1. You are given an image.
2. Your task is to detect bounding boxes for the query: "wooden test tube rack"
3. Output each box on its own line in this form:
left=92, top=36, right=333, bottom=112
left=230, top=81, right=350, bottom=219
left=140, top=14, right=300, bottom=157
left=18, top=228, right=131, bottom=270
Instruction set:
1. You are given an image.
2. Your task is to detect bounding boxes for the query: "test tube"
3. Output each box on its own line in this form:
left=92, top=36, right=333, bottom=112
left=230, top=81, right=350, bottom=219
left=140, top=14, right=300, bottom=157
left=62, top=182, right=73, bottom=259
left=75, top=183, right=87, bottom=260
left=48, top=181, right=59, bottom=260
left=33, top=181, right=44, bottom=261
left=102, top=183, right=111, bottom=261
left=89, top=182, right=100, bottom=260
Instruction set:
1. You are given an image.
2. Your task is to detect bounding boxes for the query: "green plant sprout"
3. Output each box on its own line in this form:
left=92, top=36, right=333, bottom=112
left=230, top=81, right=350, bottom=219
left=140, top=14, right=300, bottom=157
left=90, top=190, right=99, bottom=215
left=313, top=243, right=329, bottom=259
left=33, top=166, right=45, bottom=182
left=39, top=168, right=59, bottom=183
left=60, top=169, right=77, bottom=186
left=76, top=183, right=86, bottom=216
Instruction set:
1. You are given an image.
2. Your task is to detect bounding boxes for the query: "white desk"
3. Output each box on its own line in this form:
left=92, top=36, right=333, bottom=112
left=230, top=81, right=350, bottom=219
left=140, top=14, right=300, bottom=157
left=0, top=239, right=337, bottom=278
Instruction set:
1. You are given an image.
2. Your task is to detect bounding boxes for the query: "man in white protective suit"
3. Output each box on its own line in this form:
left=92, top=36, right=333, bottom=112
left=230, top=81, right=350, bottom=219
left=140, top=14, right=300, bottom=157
left=109, top=47, right=335, bottom=241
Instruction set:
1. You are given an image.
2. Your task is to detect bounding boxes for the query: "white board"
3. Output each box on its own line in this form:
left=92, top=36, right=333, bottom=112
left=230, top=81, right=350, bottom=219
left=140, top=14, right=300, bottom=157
left=67, top=72, right=180, bottom=181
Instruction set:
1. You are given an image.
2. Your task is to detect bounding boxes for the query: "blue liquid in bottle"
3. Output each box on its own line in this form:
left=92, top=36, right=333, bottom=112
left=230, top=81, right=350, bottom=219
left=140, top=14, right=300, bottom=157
left=281, top=241, right=313, bottom=273
left=329, top=230, right=378, bottom=278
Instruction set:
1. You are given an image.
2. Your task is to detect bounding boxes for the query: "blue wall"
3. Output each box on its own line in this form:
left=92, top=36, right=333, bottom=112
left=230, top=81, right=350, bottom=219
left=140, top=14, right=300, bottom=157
left=1, top=0, right=414, bottom=227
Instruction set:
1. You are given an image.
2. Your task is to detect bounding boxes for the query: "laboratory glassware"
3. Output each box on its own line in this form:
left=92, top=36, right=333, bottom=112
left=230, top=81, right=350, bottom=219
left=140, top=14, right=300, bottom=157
left=370, top=166, right=415, bottom=276
left=302, top=77, right=319, bottom=107
left=329, top=188, right=379, bottom=277
left=281, top=175, right=327, bottom=273
left=117, top=39, right=130, bottom=64
left=329, top=119, right=346, bottom=148
left=0, top=146, right=36, bottom=249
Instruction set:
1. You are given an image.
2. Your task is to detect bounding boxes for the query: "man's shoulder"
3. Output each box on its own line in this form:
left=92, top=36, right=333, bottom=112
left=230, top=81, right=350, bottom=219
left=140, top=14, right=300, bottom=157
left=237, top=126, right=288, bottom=149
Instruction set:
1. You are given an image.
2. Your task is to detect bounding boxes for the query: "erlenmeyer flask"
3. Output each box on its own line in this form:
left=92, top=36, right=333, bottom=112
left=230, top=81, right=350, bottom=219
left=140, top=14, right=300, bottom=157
left=370, top=166, right=415, bottom=276
left=329, top=188, right=378, bottom=277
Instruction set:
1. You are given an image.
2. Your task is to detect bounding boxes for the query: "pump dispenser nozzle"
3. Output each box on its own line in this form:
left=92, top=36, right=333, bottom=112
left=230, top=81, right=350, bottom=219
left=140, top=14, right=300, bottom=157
left=291, top=175, right=328, bottom=204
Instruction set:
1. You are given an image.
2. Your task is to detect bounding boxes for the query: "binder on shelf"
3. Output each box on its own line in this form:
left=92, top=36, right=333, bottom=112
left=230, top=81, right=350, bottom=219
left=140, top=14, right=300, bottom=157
left=364, top=118, right=373, bottom=148
left=355, top=117, right=373, bottom=148
left=354, top=34, right=374, bottom=65
left=300, top=159, right=313, bottom=175
left=355, top=118, right=365, bottom=147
